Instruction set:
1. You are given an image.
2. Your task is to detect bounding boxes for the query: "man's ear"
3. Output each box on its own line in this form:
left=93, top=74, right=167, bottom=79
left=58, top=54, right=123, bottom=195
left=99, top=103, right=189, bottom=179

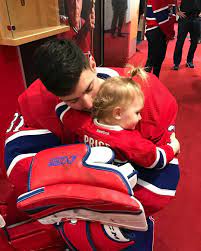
left=112, top=107, right=122, bottom=120
left=89, top=54, right=96, bottom=72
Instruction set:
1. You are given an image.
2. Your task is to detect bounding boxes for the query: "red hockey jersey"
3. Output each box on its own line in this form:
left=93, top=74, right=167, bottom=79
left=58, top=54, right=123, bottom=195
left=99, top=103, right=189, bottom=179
left=146, top=0, right=176, bottom=40
left=63, top=115, right=175, bottom=169
left=133, top=71, right=178, bottom=145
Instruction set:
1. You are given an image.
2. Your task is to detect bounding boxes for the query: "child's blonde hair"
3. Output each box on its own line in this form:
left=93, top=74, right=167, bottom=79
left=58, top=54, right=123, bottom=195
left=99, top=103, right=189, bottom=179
left=92, top=66, right=146, bottom=120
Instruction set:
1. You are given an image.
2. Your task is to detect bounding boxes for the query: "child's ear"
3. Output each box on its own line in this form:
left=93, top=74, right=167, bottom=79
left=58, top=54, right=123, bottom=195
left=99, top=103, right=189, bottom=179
left=113, top=107, right=122, bottom=120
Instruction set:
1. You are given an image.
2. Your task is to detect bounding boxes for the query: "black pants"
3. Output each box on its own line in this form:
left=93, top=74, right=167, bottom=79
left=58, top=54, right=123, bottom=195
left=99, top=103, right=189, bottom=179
left=111, top=0, right=127, bottom=35
left=138, top=0, right=146, bottom=24
left=145, top=28, right=167, bottom=78
left=173, top=17, right=200, bottom=66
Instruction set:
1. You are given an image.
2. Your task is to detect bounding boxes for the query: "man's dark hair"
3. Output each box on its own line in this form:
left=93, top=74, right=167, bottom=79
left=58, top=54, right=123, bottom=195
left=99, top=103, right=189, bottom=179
left=34, top=38, right=90, bottom=96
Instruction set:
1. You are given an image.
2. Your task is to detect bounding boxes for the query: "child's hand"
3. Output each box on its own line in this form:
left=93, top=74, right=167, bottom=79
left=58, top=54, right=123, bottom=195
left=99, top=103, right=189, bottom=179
left=169, top=132, right=180, bottom=155
left=170, top=132, right=176, bottom=141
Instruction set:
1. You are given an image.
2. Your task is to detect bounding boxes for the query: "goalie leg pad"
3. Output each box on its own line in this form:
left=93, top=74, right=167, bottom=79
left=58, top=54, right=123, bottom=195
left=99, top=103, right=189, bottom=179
left=28, top=144, right=134, bottom=196
left=18, top=184, right=147, bottom=231
left=17, top=144, right=147, bottom=230
left=59, top=220, right=135, bottom=251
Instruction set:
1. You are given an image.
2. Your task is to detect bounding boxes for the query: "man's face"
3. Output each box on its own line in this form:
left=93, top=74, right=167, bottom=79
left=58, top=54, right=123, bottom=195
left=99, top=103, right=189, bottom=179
left=59, top=68, right=103, bottom=111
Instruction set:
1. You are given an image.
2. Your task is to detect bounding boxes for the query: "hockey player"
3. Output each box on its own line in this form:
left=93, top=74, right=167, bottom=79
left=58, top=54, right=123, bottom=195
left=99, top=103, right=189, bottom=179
left=145, top=0, right=176, bottom=77
left=58, top=0, right=95, bottom=52
left=4, top=38, right=180, bottom=250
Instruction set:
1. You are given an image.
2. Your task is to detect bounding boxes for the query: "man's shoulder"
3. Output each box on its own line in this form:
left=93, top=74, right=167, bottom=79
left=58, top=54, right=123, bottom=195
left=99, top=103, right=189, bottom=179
left=17, top=79, right=62, bottom=136
left=19, top=79, right=58, bottom=104
left=18, top=79, right=58, bottom=106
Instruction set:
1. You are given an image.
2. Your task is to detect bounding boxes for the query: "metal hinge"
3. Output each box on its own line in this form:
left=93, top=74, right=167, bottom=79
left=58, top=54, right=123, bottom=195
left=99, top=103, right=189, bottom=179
left=7, top=25, right=16, bottom=31
left=20, top=0, right=25, bottom=6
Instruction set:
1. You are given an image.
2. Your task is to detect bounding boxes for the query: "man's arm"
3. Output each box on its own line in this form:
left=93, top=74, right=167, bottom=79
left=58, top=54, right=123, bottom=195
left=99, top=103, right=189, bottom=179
left=5, top=112, right=61, bottom=196
left=133, top=155, right=180, bottom=216
left=5, top=88, right=63, bottom=196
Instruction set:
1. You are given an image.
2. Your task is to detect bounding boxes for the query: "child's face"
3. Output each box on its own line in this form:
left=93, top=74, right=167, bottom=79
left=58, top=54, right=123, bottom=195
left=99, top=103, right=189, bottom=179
left=118, top=97, right=144, bottom=130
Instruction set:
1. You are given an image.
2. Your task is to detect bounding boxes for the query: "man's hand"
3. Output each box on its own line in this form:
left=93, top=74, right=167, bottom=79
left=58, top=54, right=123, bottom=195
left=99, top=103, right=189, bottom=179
left=177, top=10, right=186, bottom=18
left=89, top=7, right=95, bottom=29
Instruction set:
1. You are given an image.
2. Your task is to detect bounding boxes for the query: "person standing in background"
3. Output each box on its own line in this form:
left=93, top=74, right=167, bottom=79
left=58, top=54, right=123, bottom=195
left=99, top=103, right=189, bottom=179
left=59, top=0, right=95, bottom=53
left=138, top=0, right=146, bottom=24
left=144, top=0, right=176, bottom=77
left=198, top=15, right=201, bottom=43
left=111, top=0, right=128, bottom=37
left=173, top=0, right=201, bottom=70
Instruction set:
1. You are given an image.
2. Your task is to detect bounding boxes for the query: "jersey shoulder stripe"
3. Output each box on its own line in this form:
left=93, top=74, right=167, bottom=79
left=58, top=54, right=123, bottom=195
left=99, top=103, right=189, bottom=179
left=55, top=102, right=70, bottom=122
left=96, top=67, right=119, bottom=79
